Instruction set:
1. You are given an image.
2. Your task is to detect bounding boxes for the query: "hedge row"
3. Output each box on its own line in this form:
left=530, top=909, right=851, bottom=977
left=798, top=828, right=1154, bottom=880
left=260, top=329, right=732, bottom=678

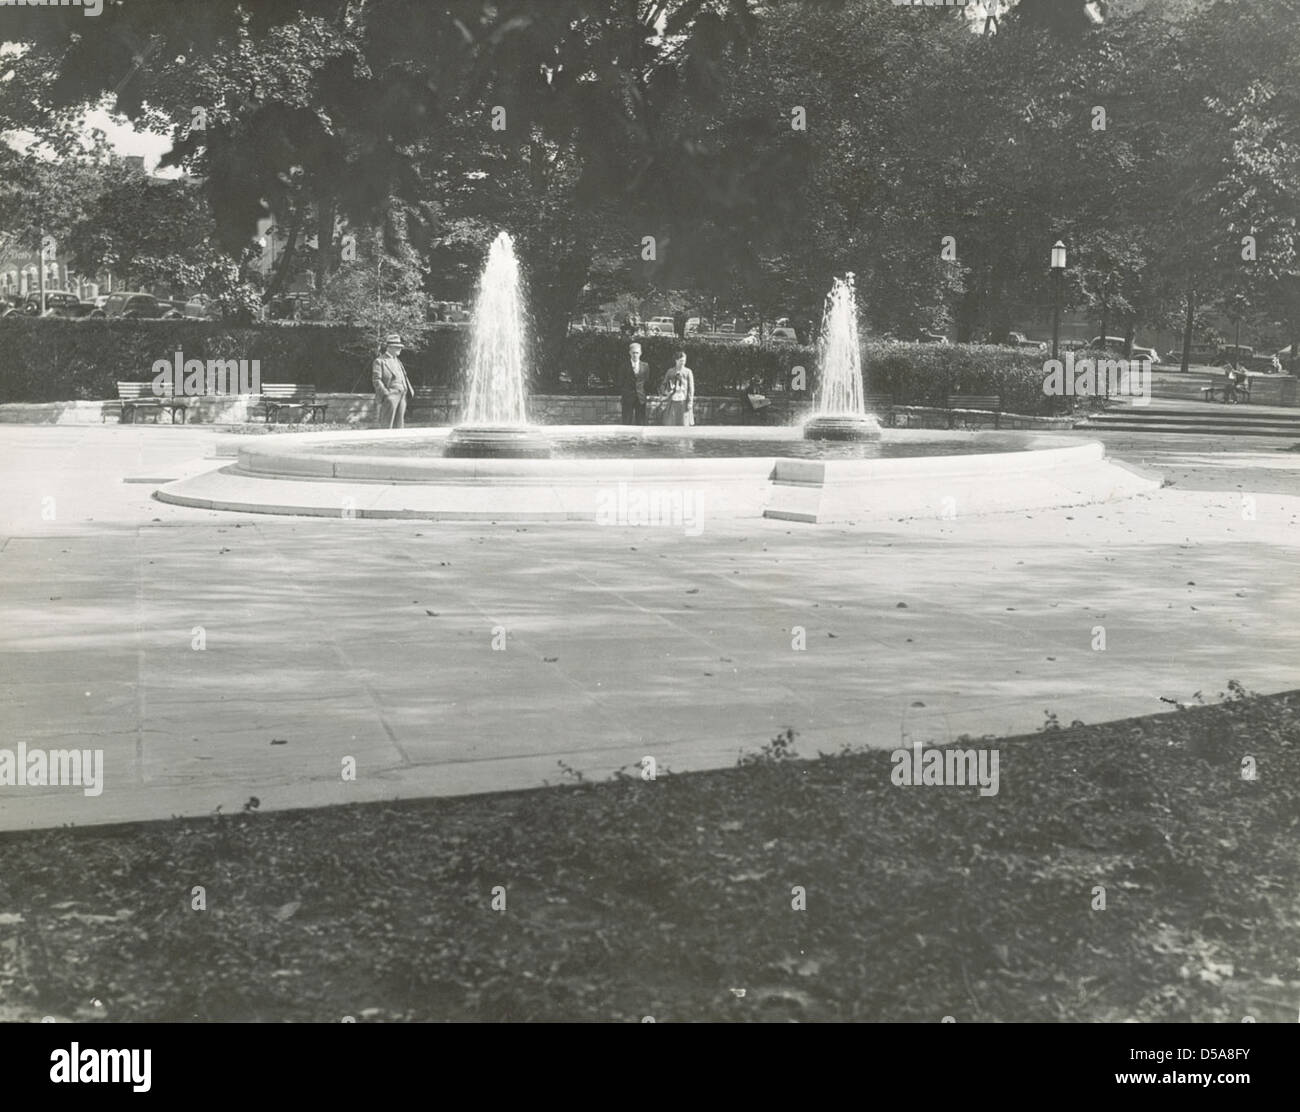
left=0, top=318, right=1060, bottom=414
left=0, top=318, right=464, bottom=402
left=563, top=331, right=812, bottom=394
left=863, top=340, right=1066, bottom=416
left=559, top=334, right=1064, bottom=414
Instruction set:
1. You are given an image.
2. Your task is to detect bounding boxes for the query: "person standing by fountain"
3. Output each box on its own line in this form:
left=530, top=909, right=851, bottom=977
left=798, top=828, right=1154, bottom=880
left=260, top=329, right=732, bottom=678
left=659, top=350, right=695, bottom=426
left=619, top=342, right=649, bottom=424
left=372, top=333, right=413, bottom=429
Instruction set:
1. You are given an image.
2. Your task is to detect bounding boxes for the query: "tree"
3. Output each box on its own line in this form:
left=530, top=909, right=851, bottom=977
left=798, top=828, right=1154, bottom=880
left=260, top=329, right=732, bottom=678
left=64, top=166, right=213, bottom=288
left=309, top=203, right=431, bottom=369
left=0, top=143, right=117, bottom=306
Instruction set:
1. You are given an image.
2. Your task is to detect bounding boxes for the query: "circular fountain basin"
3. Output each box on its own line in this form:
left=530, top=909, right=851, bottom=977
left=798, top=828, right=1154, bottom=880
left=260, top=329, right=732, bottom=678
left=154, top=425, right=1161, bottom=525
left=445, top=425, right=552, bottom=459
left=803, top=414, right=882, bottom=441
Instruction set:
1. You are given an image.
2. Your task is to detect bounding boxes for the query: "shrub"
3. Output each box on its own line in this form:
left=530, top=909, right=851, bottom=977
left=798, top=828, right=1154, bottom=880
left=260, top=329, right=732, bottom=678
left=560, top=331, right=814, bottom=395
left=0, top=319, right=1065, bottom=414
left=864, top=341, right=1067, bottom=416
left=0, top=318, right=471, bottom=402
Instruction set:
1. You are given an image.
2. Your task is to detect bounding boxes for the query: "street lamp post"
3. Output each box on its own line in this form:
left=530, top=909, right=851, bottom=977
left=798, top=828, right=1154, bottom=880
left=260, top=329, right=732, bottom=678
left=1050, top=241, right=1067, bottom=363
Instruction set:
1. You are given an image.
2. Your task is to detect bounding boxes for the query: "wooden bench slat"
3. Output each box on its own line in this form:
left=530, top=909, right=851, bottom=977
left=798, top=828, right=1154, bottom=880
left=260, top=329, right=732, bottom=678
left=112, top=381, right=187, bottom=424
left=945, top=393, right=1002, bottom=429
left=256, top=383, right=326, bottom=423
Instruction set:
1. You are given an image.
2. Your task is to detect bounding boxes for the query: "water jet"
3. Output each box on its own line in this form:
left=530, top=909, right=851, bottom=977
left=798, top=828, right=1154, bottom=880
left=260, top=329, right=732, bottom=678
left=804, top=272, right=881, bottom=442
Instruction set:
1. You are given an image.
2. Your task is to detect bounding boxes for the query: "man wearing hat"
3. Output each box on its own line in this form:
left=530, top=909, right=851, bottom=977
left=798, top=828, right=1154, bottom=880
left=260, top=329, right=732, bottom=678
left=372, top=333, right=413, bottom=428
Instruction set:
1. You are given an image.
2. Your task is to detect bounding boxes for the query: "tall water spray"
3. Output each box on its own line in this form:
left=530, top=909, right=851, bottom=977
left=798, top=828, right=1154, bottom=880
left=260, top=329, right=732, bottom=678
left=462, top=231, right=529, bottom=426
left=445, top=231, right=550, bottom=457
left=815, top=273, right=865, bottom=417
left=804, top=272, right=880, bottom=441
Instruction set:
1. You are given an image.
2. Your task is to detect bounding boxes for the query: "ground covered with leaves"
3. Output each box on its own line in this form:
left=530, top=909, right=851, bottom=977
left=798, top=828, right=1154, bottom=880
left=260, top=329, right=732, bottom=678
left=2, top=685, right=1297, bottom=1022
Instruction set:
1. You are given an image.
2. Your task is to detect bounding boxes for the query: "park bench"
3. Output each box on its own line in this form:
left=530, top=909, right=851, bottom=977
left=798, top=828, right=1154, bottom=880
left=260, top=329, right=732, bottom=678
left=411, top=384, right=458, bottom=424
left=946, top=393, right=1002, bottom=429
left=1201, top=375, right=1250, bottom=404
left=107, top=380, right=188, bottom=424
left=256, top=384, right=328, bottom=423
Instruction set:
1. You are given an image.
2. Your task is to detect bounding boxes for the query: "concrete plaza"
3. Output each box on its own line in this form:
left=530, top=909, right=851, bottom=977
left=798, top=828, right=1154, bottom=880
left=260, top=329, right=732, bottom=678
left=1, top=424, right=1298, bottom=831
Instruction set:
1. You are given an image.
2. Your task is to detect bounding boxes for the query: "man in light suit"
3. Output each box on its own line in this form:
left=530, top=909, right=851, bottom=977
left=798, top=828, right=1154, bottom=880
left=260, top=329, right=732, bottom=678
left=619, top=341, right=650, bottom=424
left=373, top=333, right=413, bottom=428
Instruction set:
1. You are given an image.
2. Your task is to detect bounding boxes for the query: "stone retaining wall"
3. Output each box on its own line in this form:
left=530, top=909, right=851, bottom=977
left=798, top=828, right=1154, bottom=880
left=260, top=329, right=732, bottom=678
left=0, top=392, right=1073, bottom=429
left=0, top=392, right=817, bottom=426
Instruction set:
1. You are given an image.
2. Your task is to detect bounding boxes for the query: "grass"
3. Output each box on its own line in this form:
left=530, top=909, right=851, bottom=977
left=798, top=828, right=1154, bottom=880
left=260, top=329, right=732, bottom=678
left=1, top=684, right=1296, bottom=1022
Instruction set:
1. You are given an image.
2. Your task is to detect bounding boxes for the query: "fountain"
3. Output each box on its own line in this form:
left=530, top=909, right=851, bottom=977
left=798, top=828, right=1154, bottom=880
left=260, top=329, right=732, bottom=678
left=154, top=240, right=1159, bottom=523
left=803, top=272, right=881, bottom=441
left=444, top=231, right=551, bottom=459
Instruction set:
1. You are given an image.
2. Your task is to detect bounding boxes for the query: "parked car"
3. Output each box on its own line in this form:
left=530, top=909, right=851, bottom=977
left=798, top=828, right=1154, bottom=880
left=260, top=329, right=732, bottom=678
left=1007, top=331, right=1048, bottom=353
left=99, top=292, right=183, bottom=319
left=918, top=331, right=950, bottom=345
left=20, top=291, right=95, bottom=318
left=184, top=294, right=219, bottom=320
left=265, top=293, right=311, bottom=321
left=1087, top=335, right=1161, bottom=364
left=1216, top=343, right=1254, bottom=366
left=645, top=316, right=677, bottom=335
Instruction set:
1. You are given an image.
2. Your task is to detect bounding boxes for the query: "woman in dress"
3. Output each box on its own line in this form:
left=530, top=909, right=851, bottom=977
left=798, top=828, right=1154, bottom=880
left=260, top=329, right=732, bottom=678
left=659, top=350, right=695, bottom=426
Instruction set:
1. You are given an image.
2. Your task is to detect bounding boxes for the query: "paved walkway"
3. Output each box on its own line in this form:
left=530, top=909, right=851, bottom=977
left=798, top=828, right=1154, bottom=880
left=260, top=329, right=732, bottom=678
left=1, top=425, right=1297, bottom=831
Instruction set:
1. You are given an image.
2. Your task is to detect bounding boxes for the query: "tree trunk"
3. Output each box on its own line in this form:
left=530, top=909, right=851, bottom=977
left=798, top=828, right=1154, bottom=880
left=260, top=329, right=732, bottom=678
left=264, top=213, right=302, bottom=301
left=1122, top=322, right=1135, bottom=360
left=37, top=226, right=47, bottom=315
left=955, top=284, right=981, bottom=343
left=1180, top=288, right=1195, bottom=374
left=315, top=203, right=335, bottom=293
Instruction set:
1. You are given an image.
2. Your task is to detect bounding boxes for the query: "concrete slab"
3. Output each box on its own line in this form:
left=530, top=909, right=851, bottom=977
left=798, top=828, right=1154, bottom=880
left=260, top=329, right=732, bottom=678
left=0, top=425, right=1297, bottom=832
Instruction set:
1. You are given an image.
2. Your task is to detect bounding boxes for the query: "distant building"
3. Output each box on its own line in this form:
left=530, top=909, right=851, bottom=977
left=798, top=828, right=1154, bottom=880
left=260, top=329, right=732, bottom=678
left=0, top=239, right=116, bottom=302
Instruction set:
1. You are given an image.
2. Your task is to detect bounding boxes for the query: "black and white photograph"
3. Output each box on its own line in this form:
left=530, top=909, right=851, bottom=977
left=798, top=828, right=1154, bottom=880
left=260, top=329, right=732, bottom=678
left=0, top=0, right=1297, bottom=1070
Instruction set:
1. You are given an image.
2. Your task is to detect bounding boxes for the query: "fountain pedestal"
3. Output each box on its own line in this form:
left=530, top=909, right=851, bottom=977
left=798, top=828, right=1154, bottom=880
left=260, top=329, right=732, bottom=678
left=445, top=425, right=552, bottom=459
left=803, top=414, right=881, bottom=441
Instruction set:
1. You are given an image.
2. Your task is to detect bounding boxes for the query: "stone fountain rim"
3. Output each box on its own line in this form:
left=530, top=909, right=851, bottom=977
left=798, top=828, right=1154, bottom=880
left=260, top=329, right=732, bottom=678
left=226, top=426, right=1091, bottom=485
